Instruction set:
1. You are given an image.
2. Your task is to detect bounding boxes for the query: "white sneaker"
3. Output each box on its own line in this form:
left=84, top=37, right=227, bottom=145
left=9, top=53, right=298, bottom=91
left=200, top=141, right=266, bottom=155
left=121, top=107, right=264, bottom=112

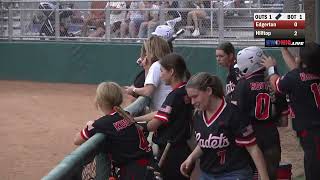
left=192, top=28, right=200, bottom=37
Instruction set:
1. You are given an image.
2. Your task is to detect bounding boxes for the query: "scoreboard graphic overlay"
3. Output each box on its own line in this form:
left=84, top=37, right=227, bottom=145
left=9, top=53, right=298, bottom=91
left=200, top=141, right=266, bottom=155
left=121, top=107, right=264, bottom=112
left=254, top=13, right=305, bottom=47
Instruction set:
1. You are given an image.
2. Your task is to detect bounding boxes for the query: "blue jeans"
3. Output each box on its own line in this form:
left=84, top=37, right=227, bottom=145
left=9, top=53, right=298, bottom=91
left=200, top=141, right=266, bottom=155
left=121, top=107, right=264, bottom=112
left=200, top=166, right=253, bottom=180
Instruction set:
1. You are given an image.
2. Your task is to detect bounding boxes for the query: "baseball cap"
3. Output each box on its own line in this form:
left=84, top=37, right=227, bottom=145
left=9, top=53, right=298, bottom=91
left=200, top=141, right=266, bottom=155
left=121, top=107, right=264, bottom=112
left=151, top=25, right=174, bottom=40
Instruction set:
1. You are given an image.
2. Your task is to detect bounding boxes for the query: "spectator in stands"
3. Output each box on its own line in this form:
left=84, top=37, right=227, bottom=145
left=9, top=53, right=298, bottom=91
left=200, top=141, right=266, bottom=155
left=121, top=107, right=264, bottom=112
left=162, top=1, right=180, bottom=21
left=138, top=1, right=160, bottom=39
left=186, top=0, right=209, bottom=37
left=106, top=1, right=127, bottom=37
left=81, top=1, right=107, bottom=37
left=120, top=1, right=145, bottom=38
left=233, top=0, right=244, bottom=16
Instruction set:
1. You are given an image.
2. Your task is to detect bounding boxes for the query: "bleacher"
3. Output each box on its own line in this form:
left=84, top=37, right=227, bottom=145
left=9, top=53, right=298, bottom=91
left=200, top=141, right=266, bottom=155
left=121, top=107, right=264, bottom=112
left=0, top=0, right=301, bottom=47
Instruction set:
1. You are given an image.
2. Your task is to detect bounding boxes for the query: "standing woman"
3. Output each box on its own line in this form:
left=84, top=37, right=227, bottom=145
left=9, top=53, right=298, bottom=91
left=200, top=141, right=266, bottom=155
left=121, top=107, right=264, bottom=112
left=261, top=42, right=320, bottom=180
left=126, top=36, right=172, bottom=111
left=125, top=36, right=172, bottom=157
left=232, top=46, right=289, bottom=180
left=180, top=72, right=269, bottom=180
left=215, top=41, right=239, bottom=102
left=134, top=53, right=193, bottom=179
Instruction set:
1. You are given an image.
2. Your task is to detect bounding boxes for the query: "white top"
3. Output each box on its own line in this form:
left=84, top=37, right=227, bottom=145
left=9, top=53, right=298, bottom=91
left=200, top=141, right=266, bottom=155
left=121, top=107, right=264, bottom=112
left=144, top=61, right=172, bottom=111
left=106, top=2, right=126, bottom=25
left=129, top=2, right=144, bottom=21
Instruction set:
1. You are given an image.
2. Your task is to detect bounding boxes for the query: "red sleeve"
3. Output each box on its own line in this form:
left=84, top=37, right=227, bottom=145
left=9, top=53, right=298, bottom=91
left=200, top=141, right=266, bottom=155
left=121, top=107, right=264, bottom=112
left=154, top=111, right=169, bottom=122
left=80, top=120, right=96, bottom=140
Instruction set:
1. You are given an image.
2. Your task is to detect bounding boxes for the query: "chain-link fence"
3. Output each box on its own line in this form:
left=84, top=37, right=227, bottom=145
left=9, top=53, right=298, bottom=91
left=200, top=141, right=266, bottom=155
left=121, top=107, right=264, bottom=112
left=0, top=0, right=304, bottom=46
left=82, top=158, right=97, bottom=180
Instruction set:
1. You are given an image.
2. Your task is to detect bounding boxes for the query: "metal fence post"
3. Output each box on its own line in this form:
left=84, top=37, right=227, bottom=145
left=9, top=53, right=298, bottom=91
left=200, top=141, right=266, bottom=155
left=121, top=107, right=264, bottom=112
left=0, top=3, right=3, bottom=37
left=249, top=0, right=252, bottom=16
left=159, top=4, right=165, bottom=25
left=210, top=1, right=213, bottom=37
left=55, top=3, right=60, bottom=40
left=105, top=6, right=111, bottom=42
left=20, top=2, right=24, bottom=36
left=217, top=2, right=224, bottom=43
left=8, top=6, right=13, bottom=41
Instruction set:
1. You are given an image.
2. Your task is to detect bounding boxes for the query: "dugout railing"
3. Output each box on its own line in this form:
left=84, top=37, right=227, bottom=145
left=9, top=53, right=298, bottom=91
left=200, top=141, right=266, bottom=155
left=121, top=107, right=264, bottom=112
left=0, top=0, right=303, bottom=46
left=42, top=96, right=151, bottom=180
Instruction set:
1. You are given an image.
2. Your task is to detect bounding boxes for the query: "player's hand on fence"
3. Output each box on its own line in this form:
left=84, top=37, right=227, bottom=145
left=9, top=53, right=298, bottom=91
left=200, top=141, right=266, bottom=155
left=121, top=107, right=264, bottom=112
left=261, top=55, right=277, bottom=69
left=180, top=157, right=194, bottom=177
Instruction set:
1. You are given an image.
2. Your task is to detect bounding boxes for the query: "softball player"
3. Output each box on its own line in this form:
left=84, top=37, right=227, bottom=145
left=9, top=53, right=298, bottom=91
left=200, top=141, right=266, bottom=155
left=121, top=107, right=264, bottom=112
left=181, top=72, right=269, bottom=180
left=74, top=82, right=152, bottom=180
left=134, top=53, right=193, bottom=179
left=216, top=42, right=239, bottom=102
left=262, top=42, right=320, bottom=180
left=232, top=46, right=288, bottom=180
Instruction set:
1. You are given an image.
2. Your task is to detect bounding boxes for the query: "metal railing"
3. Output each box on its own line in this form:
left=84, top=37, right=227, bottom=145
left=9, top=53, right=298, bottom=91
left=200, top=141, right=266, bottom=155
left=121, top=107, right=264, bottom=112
left=0, top=0, right=303, bottom=46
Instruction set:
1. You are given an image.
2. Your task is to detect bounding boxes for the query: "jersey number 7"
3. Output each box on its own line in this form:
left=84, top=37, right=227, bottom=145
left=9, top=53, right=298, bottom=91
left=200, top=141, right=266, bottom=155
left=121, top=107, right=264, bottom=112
left=255, top=93, right=271, bottom=120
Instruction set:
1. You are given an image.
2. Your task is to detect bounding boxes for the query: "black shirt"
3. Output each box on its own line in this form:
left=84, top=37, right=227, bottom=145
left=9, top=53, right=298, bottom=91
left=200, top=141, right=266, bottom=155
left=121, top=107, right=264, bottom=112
left=133, top=69, right=145, bottom=88
left=232, top=70, right=288, bottom=126
left=276, top=68, right=320, bottom=131
left=153, top=82, right=193, bottom=146
left=81, top=111, right=152, bottom=165
left=194, top=100, right=256, bottom=174
left=225, top=65, right=241, bottom=102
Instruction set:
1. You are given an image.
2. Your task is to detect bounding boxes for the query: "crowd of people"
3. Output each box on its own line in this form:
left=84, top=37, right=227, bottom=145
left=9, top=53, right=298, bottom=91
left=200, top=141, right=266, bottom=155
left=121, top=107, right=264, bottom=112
left=78, top=0, right=247, bottom=38
left=33, top=0, right=287, bottom=39
left=73, top=23, right=320, bottom=180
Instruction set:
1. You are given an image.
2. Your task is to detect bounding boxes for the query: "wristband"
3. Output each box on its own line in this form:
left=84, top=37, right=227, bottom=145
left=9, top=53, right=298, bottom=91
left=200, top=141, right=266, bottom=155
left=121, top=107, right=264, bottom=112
left=267, top=66, right=277, bottom=76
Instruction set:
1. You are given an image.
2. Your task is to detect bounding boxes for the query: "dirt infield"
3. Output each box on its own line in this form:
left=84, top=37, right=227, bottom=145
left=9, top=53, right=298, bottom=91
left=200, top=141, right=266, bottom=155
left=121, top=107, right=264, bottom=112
left=0, top=80, right=304, bottom=180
